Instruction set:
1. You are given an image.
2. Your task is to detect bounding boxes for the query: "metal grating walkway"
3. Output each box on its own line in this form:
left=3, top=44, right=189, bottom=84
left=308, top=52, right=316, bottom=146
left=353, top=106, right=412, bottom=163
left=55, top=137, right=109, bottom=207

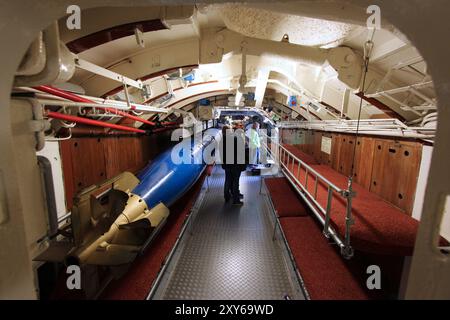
left=152, top=167, right=305, bottom=300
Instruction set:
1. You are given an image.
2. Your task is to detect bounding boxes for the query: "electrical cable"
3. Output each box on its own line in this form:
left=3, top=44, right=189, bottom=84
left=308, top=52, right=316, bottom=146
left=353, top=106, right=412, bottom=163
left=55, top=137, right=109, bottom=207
left=349, top=40, right=373, bottom=181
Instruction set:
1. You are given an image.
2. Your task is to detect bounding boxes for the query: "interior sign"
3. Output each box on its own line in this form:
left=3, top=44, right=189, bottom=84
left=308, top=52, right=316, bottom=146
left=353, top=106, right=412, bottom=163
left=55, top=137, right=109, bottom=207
left=321, top=136, right=332, bottom=155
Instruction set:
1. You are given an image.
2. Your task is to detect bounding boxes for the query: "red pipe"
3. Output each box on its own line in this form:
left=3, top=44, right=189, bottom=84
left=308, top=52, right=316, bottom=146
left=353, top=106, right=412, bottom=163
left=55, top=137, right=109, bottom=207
left=46, top=111, right=146, bottom=133
left=60, top=127, right=140, bottom=137
left=35, top=85, right=157, bottom=126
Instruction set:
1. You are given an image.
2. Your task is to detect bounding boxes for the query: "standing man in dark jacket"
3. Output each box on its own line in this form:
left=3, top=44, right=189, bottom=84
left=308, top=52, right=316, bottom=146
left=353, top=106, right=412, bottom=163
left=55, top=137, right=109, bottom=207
left=220, top=126, right=246, bottom=205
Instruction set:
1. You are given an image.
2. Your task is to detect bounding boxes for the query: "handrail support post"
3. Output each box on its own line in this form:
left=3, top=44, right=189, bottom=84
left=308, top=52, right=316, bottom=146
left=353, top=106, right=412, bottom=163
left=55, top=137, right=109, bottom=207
left=341, top=177, right=356, bottom=259
left=323, top=187, right=333, bottom=238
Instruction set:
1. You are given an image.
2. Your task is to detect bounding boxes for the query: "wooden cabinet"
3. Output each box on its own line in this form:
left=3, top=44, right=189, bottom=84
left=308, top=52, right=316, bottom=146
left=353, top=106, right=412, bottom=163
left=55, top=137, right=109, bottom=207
left=289, top=129, right=422, bottom=215
left=370, top=140, right=422, bottom=214
left=353, top=137, right=375, bottom=189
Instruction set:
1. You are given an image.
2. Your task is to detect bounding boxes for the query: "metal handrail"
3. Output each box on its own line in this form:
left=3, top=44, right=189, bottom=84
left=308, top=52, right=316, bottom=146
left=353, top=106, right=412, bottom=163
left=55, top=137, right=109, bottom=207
left=264, top=134, right=343, bottom=191
left=261, top=133, right=354, bottom=259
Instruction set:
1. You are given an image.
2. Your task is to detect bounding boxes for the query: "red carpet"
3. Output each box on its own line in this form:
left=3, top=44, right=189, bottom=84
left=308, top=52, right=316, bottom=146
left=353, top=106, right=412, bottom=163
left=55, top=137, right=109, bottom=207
left=280, top=216, right=370, bottom=300
left=265, top=177, right=308, bottom=217
left=283, top=144, right=319, bottom=165
left=266, top=177, right=406, bottom=299
left=100, top=174, right=207, bottom=300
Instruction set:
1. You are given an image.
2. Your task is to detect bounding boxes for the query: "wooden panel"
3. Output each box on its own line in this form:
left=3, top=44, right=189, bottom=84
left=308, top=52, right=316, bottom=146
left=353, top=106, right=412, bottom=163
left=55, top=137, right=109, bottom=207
left=330, top=133, right=341, bottom=171
left=398, top=142, right=422, bottom=214
left=297, top=130, right=303, bottom=152
left=371, top=140, right=401, bottom=207
left=312, top=131, right=322, bottom=162
left=370, top=139, right=422, bottom=214
left=337, top=134, right=356, bottom=177
left=140, top=136, right=154, bottom=167
left=306, top=130, right=315, bottom=155
left=298, top=129, right=306, bottom=153
left=70, top=138, right=107, bottom=193
left=281, top=128, right=304, bottom=145
left=102, top=137, right=146, bottom=178
left=353, top=137, right=375, bottom=189
left=298, top=130, right=306, bottom=146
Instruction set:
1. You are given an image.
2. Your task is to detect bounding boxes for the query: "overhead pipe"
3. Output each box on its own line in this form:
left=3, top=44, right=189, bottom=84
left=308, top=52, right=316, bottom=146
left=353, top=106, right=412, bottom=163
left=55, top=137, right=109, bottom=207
left=60, top=127, right=140, bottom=137
left=277, top=118, right=436, bottom=137
left=278, top=124, right=434, bottom=139
left=26, top=97, right=168, bottom=115
left=82, top=95, right=169, bottom=113
left=35, top=85, right=176, bottom=127
left=367, top=81, right=434, bottom=98
left=46, top=111, right=145, bottom=134
left=16, top=86, right=168, bottom=113
left=34, top=85, right=157, bottom=126
left=60, top=124, right=178, bottom=137
left=35, top=99, right=160, bottom=114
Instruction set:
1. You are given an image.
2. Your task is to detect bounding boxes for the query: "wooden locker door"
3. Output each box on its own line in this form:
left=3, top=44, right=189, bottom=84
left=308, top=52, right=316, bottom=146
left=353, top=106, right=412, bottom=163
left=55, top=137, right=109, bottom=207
left=313, top=131, right=322, bottom=162
left=353, top=137, right=375, bottom=189
left=299, top=130, right=306, bottom=152
left=371, top=139, right=422, bottom=214
left=306, top=130, right=314, bottom=155
left=298, top=129, right=305, bottom=149
left=331, top=134, right=341, bottom=171
left=338, top=134, right=356, bottom=177
left=370, top=140, right=397, bottom=203
left=394, top=142, right=422, bottom=214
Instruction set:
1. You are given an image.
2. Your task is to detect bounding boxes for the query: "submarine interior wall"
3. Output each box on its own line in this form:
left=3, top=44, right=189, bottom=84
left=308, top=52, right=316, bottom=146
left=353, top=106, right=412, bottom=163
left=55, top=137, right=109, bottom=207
left=280, top=128, right=423, bottom=215
left=59, top=130, right=175, bottom=210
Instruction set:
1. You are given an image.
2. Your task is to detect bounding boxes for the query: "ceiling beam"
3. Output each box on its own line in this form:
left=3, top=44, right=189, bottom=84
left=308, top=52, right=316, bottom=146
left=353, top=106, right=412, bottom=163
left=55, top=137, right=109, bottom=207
left=356, top=92, right=406, bottom=122
left=66, top=19, right=168, bottom=54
